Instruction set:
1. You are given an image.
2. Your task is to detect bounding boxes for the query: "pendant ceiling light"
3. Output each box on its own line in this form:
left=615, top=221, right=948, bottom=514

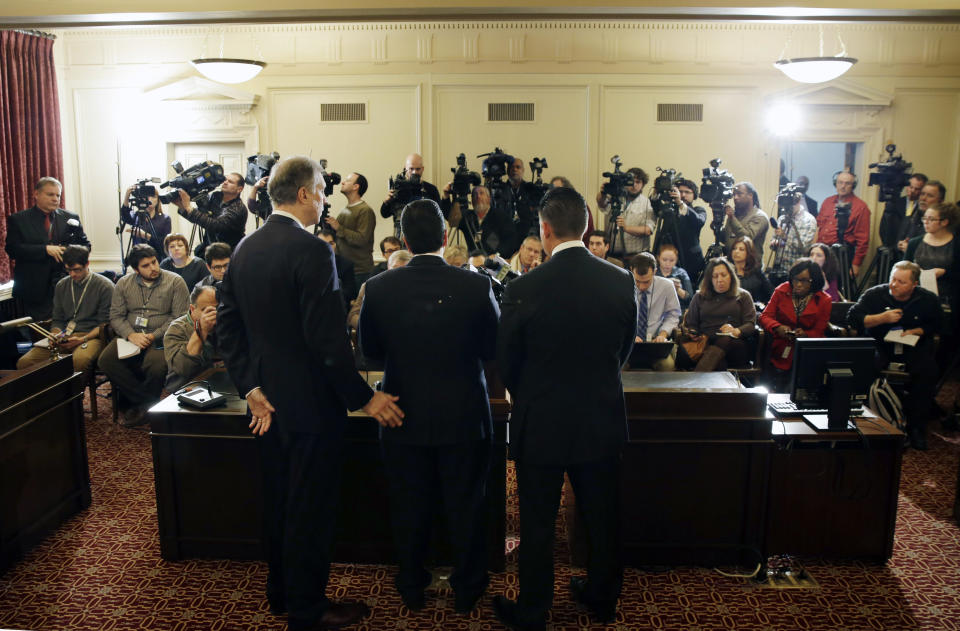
left=774, top=26, right=856, bottom=84
left=191, top=28, right=266, bottom=84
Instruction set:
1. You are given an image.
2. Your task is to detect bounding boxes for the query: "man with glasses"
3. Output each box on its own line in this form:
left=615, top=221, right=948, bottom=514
left=195, top=242, right=232, bottom=289
left=369, top=236, right=404, bottom=278
left=897, top=179, right=944, bottom=254
left=16, top=245, right=113, bottom=372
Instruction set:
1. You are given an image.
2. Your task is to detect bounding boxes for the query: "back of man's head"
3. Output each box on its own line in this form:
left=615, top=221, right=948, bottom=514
left=539, top=186, right=588, bottom=240
left=204, top=242, right=231, bottom=265
left=268, top=156, right=321, bottom=207
left=62, top=245, right=90, bottom=268
left=629, top=252, right=657, bottom=275
left=400, top=199, right=444, bottom=254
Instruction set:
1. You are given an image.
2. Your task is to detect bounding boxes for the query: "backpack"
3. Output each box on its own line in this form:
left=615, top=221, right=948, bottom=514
left=868, top=377, right=905, bottom=430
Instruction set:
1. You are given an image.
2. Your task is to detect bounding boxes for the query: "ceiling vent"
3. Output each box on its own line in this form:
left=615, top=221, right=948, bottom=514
left=657, top=103, right=703, bottom=123
left=488, top=102, right=535, bottom=122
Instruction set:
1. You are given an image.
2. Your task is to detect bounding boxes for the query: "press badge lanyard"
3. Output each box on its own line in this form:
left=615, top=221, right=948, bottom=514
left=136, top=282, right=158, bottom=331
left=65, top=275, right=92, bottom=335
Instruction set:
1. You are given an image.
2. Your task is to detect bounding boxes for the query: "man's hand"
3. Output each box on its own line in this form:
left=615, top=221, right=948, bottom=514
left=174, top=189, right=191, bottom=211
left=884, top=308, right=904, bottom=324
left=325, top=214, right=340, bottom=231
left=58, top=335, right=85, bottom=351
left=897, top=239, right=909, bottom=252
left=46, top=245, right=65, bottom=262
left=128, top=332, right=153, bottom=349
left=653, top=331, right=669, bottom=343
left=596, top=191, right=609, bottom=209
left=442, top=182, right=453, bottom=199
left=383, top=188, right=397, bottom=204
left=198, top=305, right=217, bottom=338
left=615, top=216, right=626, bottom=228
left=363, top=391, right=404, bottom=428
left=902, top=327, right=924, bottom=337
left=247, top=387, right=276, bottom=436
left=725, top=205, right=735, bottom=218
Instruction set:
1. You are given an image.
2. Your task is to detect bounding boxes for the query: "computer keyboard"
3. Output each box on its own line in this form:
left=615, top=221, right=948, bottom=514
left=768, top=400, right=864, bottom=418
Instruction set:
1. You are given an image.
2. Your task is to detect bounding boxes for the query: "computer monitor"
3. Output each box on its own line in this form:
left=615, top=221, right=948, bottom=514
left=789, top=337, right=878, bottom=430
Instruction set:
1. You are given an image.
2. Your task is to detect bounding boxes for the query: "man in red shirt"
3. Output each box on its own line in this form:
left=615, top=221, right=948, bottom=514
left=816, top=170, right=871, bottom=276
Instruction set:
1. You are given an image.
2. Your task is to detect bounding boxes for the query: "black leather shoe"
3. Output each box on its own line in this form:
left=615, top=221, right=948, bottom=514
left=289, top=601, right=371, bottom=630
left=120, top=406, right=148, bottom=428
left=491, top=595, right=545, bottom=631
left=400, top=591, right=425, bottom=612
left=569, top=576, right=617, bottom=624
left=908, top=427, right=929, bottom=451
left=268, top=598, right=287, bottom=615
left=454, top=587, right=485, bottom=614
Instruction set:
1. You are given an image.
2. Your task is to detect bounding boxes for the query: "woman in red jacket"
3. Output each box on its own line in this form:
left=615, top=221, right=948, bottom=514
left=759, top=258, right=833, bottom=390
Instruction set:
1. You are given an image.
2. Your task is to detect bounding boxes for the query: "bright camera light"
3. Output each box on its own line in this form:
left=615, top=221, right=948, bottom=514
left=766, top=103, right=802, bottom=136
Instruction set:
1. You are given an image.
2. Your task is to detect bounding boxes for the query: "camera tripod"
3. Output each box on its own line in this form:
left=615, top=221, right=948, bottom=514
left=704, top=201, right=728, bottom=261
left=651, top=206, right=687, bottom=271
left=117, top=207, right=163, bottom=274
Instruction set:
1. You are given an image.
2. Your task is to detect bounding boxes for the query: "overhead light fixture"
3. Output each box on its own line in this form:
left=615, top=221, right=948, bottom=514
left=774, top=26, right=857, bottom=84
left=191, top=58, right=265, bottom=84
left=190, top=27, right=266, bottom=84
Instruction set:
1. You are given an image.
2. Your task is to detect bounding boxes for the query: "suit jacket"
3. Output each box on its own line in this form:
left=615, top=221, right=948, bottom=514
left=218, top=214, right=372, bottom=437
left=497, top=244, right=637, bottom=465
left=5, top=206, right=91, bottom=303
left=359, top=254, right=499, bottom=445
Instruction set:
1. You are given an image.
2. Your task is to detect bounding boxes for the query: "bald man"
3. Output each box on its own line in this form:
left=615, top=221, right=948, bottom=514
left=380, top=153, right=442, bottom=236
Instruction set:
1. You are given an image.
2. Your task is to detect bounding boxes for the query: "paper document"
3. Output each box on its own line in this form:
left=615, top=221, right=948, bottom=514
left=920, top=269, right=938, bottom=295
left=116, top=338, right=141, bottom=359
left=883, top=329, right=918, bottom=347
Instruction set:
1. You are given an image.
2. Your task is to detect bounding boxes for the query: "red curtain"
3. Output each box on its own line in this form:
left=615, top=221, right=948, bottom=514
left=0, top=30, right=64, bottom=282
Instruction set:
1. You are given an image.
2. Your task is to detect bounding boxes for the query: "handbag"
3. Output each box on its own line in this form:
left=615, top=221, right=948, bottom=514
left=680, top=336, right=707, bottom=363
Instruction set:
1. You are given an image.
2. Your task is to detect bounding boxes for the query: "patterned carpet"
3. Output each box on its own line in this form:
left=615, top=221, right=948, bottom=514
left=1, top=386, right=959, bottom=631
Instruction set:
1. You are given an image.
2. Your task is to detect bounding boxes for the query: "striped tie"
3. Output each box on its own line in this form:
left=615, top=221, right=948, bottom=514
left=637, top=290, right=648, bottom=341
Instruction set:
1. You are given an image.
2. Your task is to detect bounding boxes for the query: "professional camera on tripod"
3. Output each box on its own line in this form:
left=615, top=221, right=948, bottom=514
left=699, top=158, right=736, bottom=259
left=600, top=155, right=636, bottom=255
left=384, top=168, right=428, bottom=237
left=244, top=152, right=279, bottom=220
left=477, top=147, right=515, bottom=212
left=525, top=156, right=550, bottom=209
left=316, top=159, right=340, bottom=229
left=158, top=160, right=225, bottom=206
left=117, top=177, right=164, bottom=273
left=768, top=182, right=806, bottom=284
left=450, top=153, right=482, bottom=207
left=650, top=167, right=687, bottom=267
left=869, top=143, right=914, bottom=250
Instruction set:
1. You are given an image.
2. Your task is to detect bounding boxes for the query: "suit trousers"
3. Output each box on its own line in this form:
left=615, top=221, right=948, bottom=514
left=380, top=439, right=491, bottom=601
left=258, top=427, right=344, bottom=626
left=97, top=339, right=166, bottom=405
left=516, top=457, right=622, bottom=621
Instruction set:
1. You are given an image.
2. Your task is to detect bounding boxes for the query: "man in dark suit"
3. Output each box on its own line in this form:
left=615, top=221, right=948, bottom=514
left=492, top=187, right=637, bottom=630
left=218, top=156, right=403, bottom=631
left=5, top=177, right=91, bottom=320
left=358, top=199, right=499, bottom=613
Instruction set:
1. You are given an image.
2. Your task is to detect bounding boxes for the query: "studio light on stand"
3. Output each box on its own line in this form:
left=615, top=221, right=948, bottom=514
left=774, top=26, right=856, bottom=84
left=191, top=28, right=266, bottom=84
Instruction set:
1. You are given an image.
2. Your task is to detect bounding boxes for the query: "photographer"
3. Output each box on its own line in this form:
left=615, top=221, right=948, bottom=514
left=721, top=182, right=770, bottom=263
left=770, top=197, right=817, bottom=275
left=246, top=175, right=270, bottom=217
left=382, top=153, right=442, bottom=224
left=596, top=167, right=654, bottom=258
left=121, top=182, right=171, bottom=255
left=173, top=172, right=247, bottom=252
left=507, top=157, right=544, bottom=239
left=666, top=178, right=707, bottom=283
left=327, top=172, right=376, bottom=286
left=450, top=185, right=517, bottom=258
left=815, top=170, right=870, bottom=276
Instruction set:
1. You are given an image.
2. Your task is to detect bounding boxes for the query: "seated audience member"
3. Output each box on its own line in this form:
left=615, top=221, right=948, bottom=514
left=629, top=252, right=681, bottom=371
left=656, top=243, right=693, bottom=311
left=196, top=242, right=231, bottom=289
left=100, top=244, right=190, bottom=427
left=163, top=285, right=218, bottom=392
left=444, top=244, right=468, bottom=267
left=807, top=242, right=844, bottom=302
left=586, top=230, right=624, bottom=268
left=318, top=228, right=358, bottom=303
left=510, top=235, right=543, bottom=274
left=679, top=257, right=757, bottom=372
left=549, top=175, right=596, bottom=246
left=847, top=261, right=942, bottom=450
left=160, top=233, right=208, bottom=290
left=759, top=258, right=833, bottom=388
left=120, top=182, right=171, bottom=255
left=348, top=249, right=412, bottom=331
left=369, top=236, right=403, bottom=277
left=729, top=235, right=772, bottom=304
left=898, top=178, right=943, bottom=255
left=905, top=202, right=960, bottom=323
left=16, top=245, right=114, bottom=372
left=770, top=198, right=817, bottom=275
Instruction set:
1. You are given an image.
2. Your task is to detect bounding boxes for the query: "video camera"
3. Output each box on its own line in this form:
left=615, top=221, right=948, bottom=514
left=699, top=158, right=735, bottom=207
left=601, top=155, right=635, bottom=206
left=158, top=160, right=225, bottom=206
left=868, top=143, right=913, bottom=203
left=477, top=148, right=514, bottom=186
left=450, top=153, right=482, bottom=207
left=651, top=167, right=682, bottom=217
left=777, top=182, right=804, bottom=215
left=129, top=177, right=160, bottom=211
left=245, top=152, right=279, bottom=219
left=318, top=159, right=340, bottom=197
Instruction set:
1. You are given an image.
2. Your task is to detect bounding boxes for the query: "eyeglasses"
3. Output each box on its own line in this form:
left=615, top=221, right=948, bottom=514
left=921, top=216, right=943, bottom=223
left=211, top=264, right=229, bottom=272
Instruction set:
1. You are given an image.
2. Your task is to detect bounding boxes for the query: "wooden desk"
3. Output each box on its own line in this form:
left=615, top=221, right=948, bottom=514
left=0, top=356, right=88, bottom=574
left=765, top=393, right=904, bottom=561
left=149, top=369, right=509, bottom=570
left=569, top=372, right=772, bottom=567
